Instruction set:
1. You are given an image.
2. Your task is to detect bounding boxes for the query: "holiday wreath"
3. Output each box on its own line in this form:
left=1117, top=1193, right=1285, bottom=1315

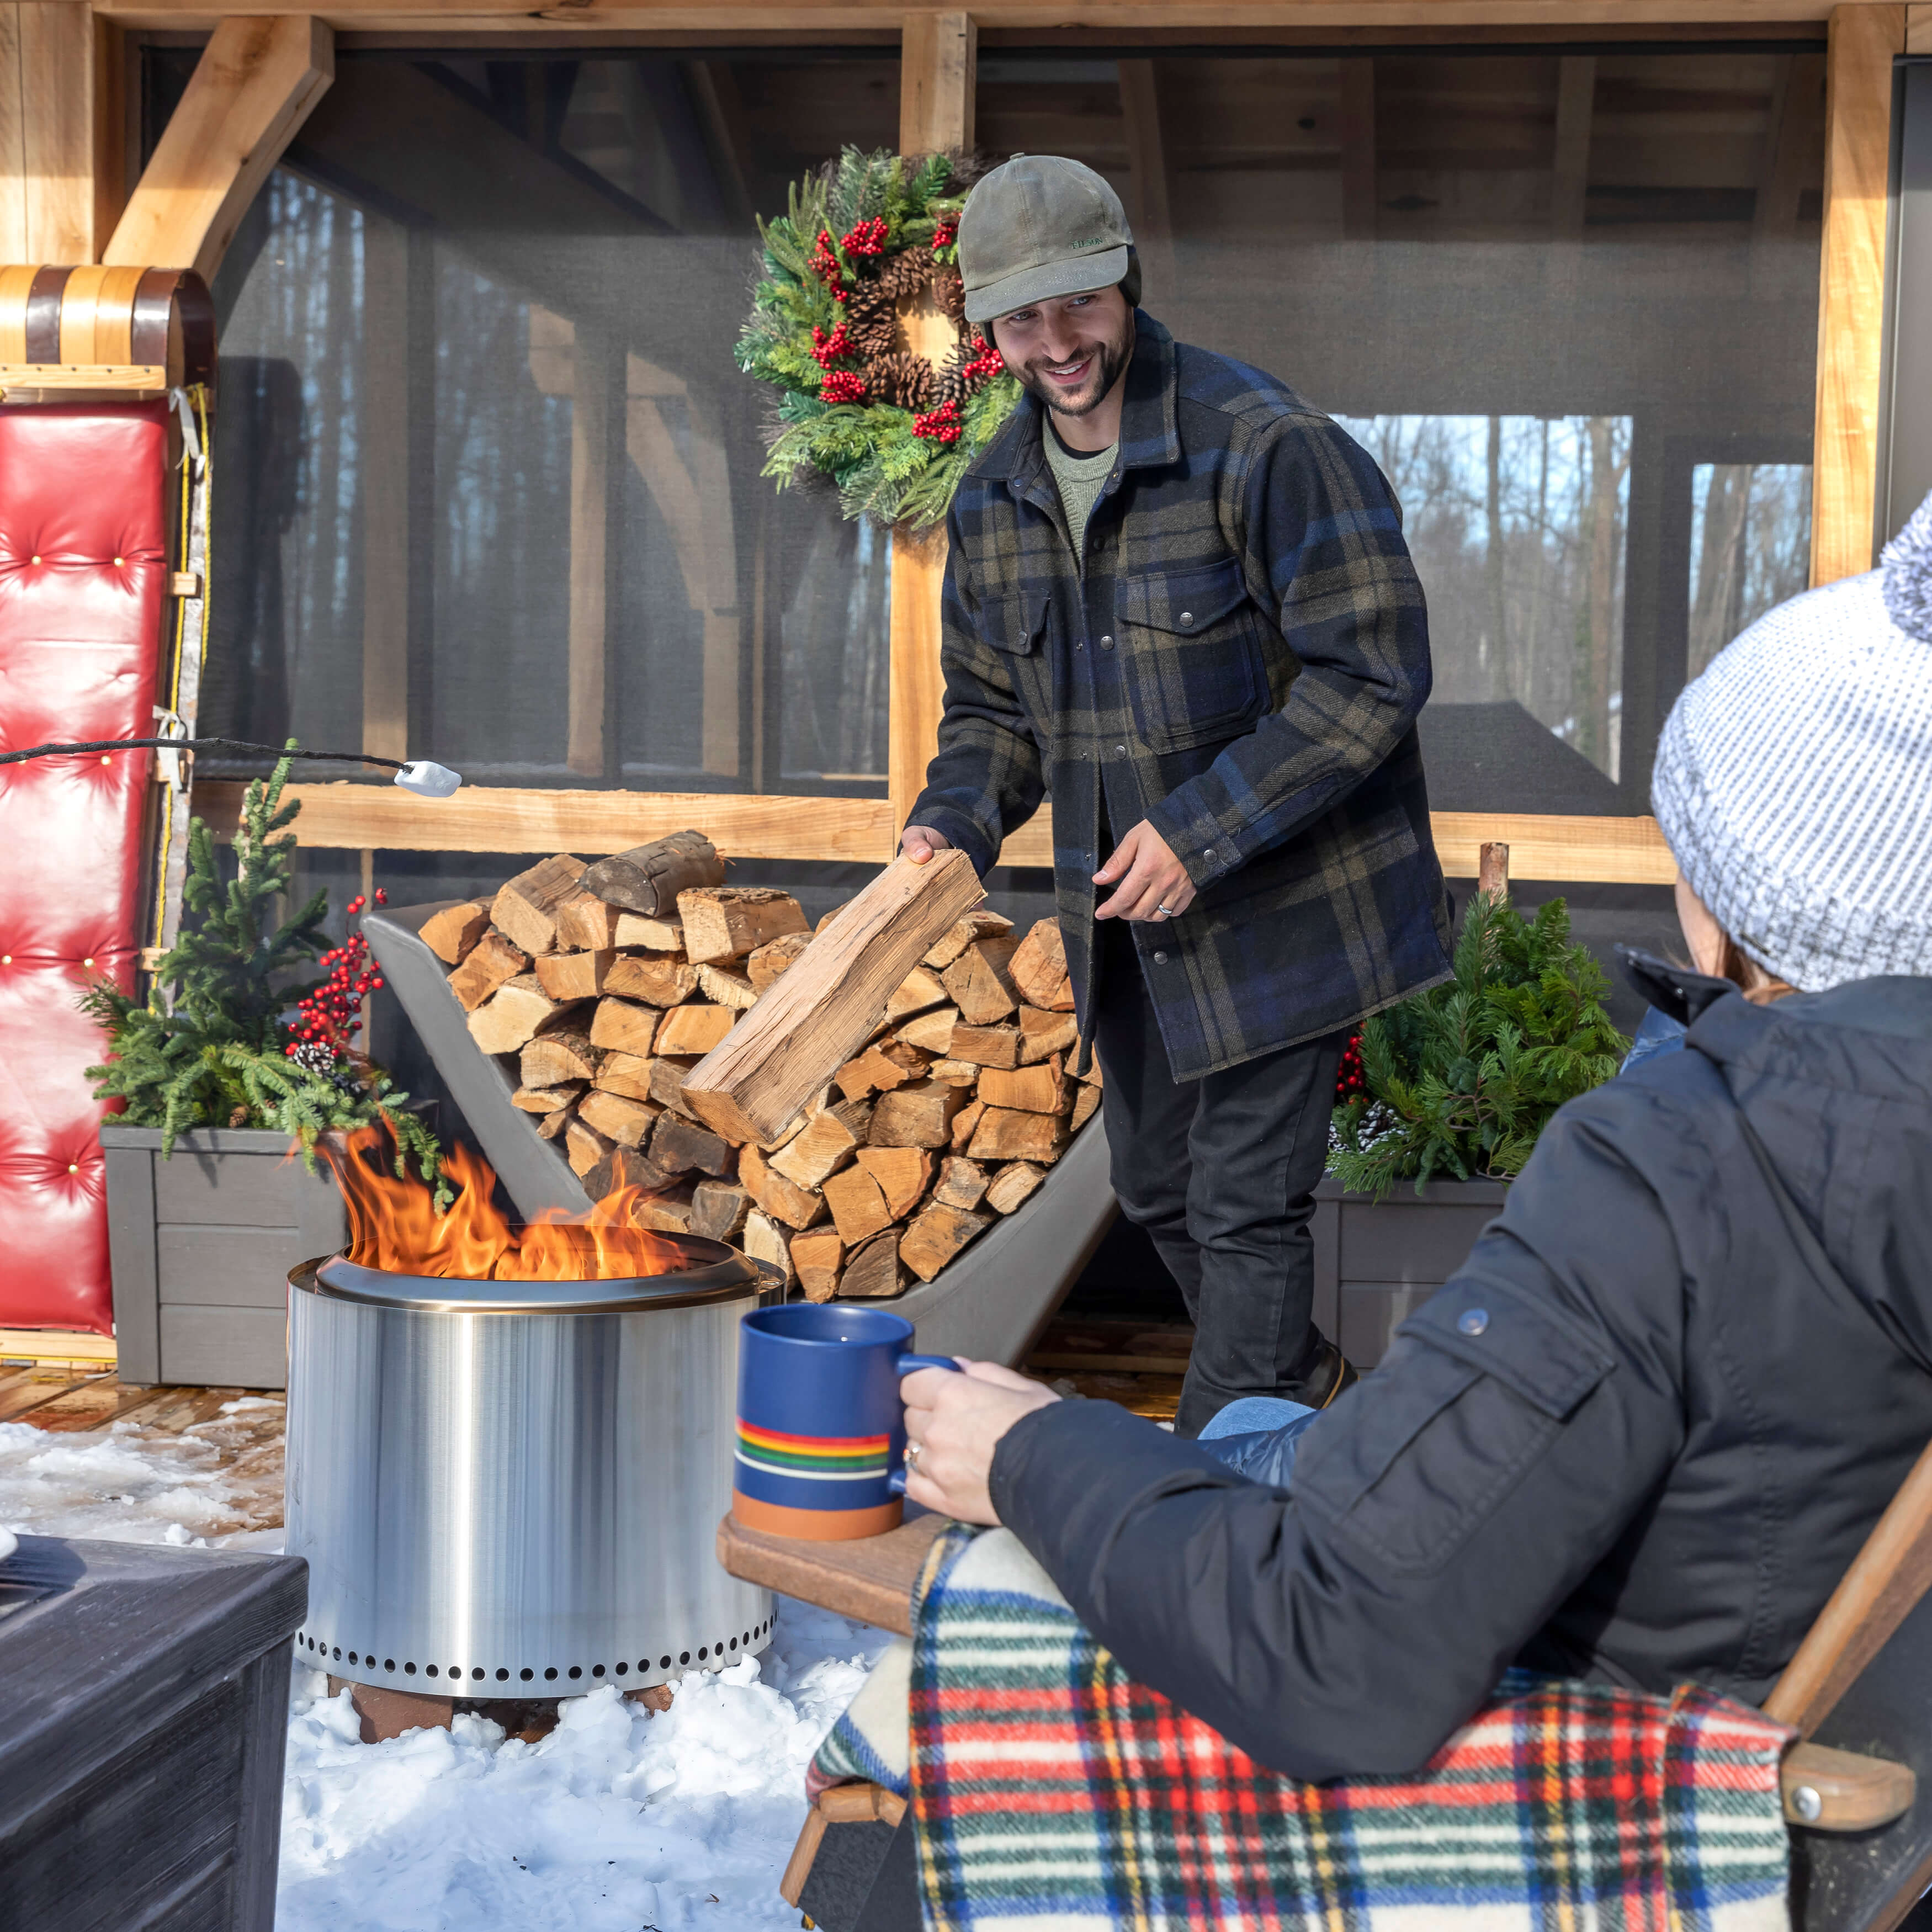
left=736, top=147, right=1021, bottom=530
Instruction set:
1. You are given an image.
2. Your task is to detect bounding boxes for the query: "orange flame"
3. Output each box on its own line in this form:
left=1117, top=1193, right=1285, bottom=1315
left=322, top=1126, right=695, bottom=1280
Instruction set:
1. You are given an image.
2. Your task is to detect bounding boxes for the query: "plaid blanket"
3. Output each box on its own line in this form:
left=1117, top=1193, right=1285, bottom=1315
left=813, top=1524, right=1794, bottom=1930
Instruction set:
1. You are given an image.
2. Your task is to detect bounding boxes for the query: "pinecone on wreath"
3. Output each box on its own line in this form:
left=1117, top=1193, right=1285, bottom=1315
left=867, top=348, right=938, bottom=411
left=877, top=251, right=936, bottom=302
left=931, top=264, right=967, bottom=321
left=928, top=344, right=970, bottom=410
left=843, top=278, right=899, bottom=358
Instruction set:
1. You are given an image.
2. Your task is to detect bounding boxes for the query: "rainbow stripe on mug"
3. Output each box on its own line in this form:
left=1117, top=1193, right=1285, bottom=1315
left=732, top=1303, right=956, bottom=1541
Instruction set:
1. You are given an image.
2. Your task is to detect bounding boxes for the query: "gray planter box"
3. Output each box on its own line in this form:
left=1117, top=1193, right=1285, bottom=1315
left=0, top=1533, right=306, bottom=1930
left=1310, top=1175, right=1509, bottom=1367
left=101, top=1122, right=347, bottom=1389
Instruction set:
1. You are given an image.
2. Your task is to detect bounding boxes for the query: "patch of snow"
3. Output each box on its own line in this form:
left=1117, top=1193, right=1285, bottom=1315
left=0, top=1418, right=243, bottom=1548
left=277, top=1599, right=891, bottom=1932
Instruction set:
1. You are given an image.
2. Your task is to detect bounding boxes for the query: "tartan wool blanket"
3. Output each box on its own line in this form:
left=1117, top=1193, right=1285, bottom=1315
left=811, top=1524, right=1796, bottom=1931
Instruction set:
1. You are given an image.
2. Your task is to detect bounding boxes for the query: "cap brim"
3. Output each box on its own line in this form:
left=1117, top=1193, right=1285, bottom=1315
left=964, top=247, right=1131, bottom=326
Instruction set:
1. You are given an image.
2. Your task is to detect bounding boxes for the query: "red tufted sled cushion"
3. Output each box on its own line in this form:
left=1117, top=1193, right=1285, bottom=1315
left=0, top=402, right=169, bottom=1334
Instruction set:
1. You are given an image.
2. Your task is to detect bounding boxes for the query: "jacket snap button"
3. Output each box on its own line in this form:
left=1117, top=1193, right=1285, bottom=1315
left=1458, top=1308, right=1489, bottom=1336
left=1179, top=611, right=1194, bottom=627
left=1203, top=847, right=1216, bottom=861
left=1100, top=634, right=1114, bottom=649
left=1153, top=951, right=1168, bottom=964
left=1114, top=744, right=1127, bottom=757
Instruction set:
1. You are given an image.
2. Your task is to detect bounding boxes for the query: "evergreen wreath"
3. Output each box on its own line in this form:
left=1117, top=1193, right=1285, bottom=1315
left=737, top=147, right=1021, bottom=530
left=1327, top=891, right=1628, bottom=1197
left=83, top=750, right=447, bottom=1202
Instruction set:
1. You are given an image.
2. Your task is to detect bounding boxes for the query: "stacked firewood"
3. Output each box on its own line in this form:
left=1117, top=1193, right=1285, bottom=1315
left=421, top=835, right=1100, bottom=1300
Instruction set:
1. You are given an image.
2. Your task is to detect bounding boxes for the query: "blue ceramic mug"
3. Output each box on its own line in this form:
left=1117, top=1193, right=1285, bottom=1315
left=732, top=1303, right=955, bottom=1540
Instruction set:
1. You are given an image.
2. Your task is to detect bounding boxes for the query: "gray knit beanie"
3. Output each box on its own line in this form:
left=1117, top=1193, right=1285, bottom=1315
left=1650, top=491, right=1932, bottom=990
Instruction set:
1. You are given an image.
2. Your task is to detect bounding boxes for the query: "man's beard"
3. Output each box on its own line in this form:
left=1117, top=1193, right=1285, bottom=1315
left=1017, top=319, right=1133, bottom=420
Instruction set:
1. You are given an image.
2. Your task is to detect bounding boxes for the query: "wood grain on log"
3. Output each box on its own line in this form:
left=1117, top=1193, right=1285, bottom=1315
left=677, top=887, right=809, bottom=965
left=690, top=1180, right=751, bottom=1243
left=553, top=890, right=623, bottom=952
left=857, top=1147, right=933, bottom=1219
left=468, top=977, right=582, bottom=1056
left=681, top=852, right=984, bottom=1144
left=652, top=1115, right=736, bottom=1178
left=534, top=949, right=614, bottom=1001
left=1071, top=1084, right=1102, bottom=1130
left=592, top=1052, right=656, bottom=1102
left=968, top=1107, right=1069, bottom=1165
left=984, top=1160, right=1047, bottom=1214
left=951, top=1023, right=1022, bottom=1069
left=696, top=963, right=759, bottom=1011
left=742, top=1209, right=794, bottom=1285
left=1017, top=1007, right=1079, bottom=1063
left=978, top=1054, right=1067, bottom=1115
left=792, top=1229, right=844, bottom=1303
left=492, top=854, right=588, bottom=958
left=886, top=965, right=949, bottom=1020
left=923, top=909, right=1012, bottom=972
left=512, top=1082, right=582, bottom=1113
left=927, top=1058, right=979, bottom=1085
left=739, top=1144, right=827, bottom=1231
left=538, top=1105, right=574, bottom=1140
left=902, top=1202, right=990, bottom=1282
left=581, top=829, right=724, bottom=916
left=577, top=1089, right=658, bottom=1149
left=871, top=1079, right=968, bottom=1149
left=585, top=1145, right=675, bottom=1202
left=613, top=912, right=683, bottom=952
left=841, top=1230, right=907, bottom=1299
left=447, top=931, right=528, bottom=1011
left=747, top=931, right=813, bottom=992
left=822, top=1164, right=893, bottom=1245
left=522, top=1029, right=600, bottom=1086
left=942, top=936, right=1022, bottom=1026
left=896, top=1006, right=958, bottom=1055
left=649, top=1056, right=701, bottom=1116
left=771, top=1109, right=862, bottom=1191
left=421, top=899, right=491, bottom=964
left=606, top=954, right=697, bottom=1007
left=589, top=997, right=661, bottom=1059
left=631, top=1181, right=697, bottom=1234
left=932, top=1155, right=989, bottom=1211
left=1009, top=918, right=1075, bottom=1011
left=950, top=1097, right=986, bottom=1153
left=655, top=1004, right=736, bottom=1057
left=566, top=1117, right=613, bottom=1177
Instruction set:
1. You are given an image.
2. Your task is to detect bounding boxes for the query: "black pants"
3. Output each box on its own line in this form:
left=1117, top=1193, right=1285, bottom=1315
left=1091, top=916, right=1346, bottom=1437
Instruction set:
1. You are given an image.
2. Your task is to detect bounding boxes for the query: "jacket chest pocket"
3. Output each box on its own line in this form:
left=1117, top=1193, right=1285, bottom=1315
left=1115, top=558, right=1268, bottom=752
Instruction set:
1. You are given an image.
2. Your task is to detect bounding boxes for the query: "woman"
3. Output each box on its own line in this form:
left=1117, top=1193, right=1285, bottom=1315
left=900, top=493, right=1932, bottom=1782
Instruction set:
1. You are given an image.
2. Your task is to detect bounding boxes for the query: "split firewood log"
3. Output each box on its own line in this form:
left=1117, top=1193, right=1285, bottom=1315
left=771, top=1105, right=865, bottom=1191
left=885, top=966, right=949, bottom=1021
left=931, top=1155, right=989, bottom=1211
left=566, top=1117, right=614, bottom=1177
left=854, top=1147, right=932, bottom=1219
left=590, top=997, right=661, bottom=1059
left=553, top=891, right=623, bottom=952
left=676, top=887, right=809, bottom=965
left=747, top=931, right=811, bottom=992
left=585, top=1144, right=676, bottom=1201
left=696, top=963, right=758, bottom=1011
left=742, top=1209, right=794, bottom=1286
left=941, top=936, right=1022, bottom=1026
left=421, top=899, right=492, bottom=965
left=895, top=1006, right=958, bottom=1055
left=1009, top=918, right=1076, bottom=1012
left=739, top=1144, right=827, bottom=1230
left=949, top=1023, right=1022, bottom=1069
left=447, top=932, right=529, bottom=1011
left=605, top=954, right=697, bottom=1007
left=468, top=978, right=585, bottom=1057
left=655, top=1003, right=736, bottom=1057
left=648, top=1055, right=702, bottom=1117
left=651, top=1114, right=736, bottom=1178
left=923, top=909, right=1013, bottom=972
left=791, top=1229, right=845, bottom=1303
left=613, top=912, right=683, bottom=952
left=926, top=1058, right=979, bottom=1086
left=521, top=1028, right=600, bottom=1087
left=580, top=830, right=724, bottom=917
left=512, top=1082, right=583, bottom=1113
left=901, top=1203, right=991, bottom=1282
left=821, top=1164, right=893, bottom=1245
left=967, top=1107, right=1070, bottom=1165
left=1071, top=1084, right=1102, bottom=1130
left=538, top=1105, right=574, bottom=1142
left=534, top=949, right=614, bottom=1002
left=576, top=1089, right=660, bottom=1149
left=949, top=1097, right=985, bottom=1153
left=835, top=1041, right=926, bottom=1101
left=1017, top=1006, right=1078, bottom=1063
left=631, top=1180, right=698, bottom=1234
left=592, top=1052, right=655, bottom=1102
left=840, top=1230, right=907, bottom=1299
left=871, top=1079, right=969, bottom=1149
left=984, top=1161, right=1047, bottom=1215
left=492, top=856, right=588, bottom=958
left=976, top=1053, right=1068, bottom=1116
left=690, top=1180, right=751, bottom=1243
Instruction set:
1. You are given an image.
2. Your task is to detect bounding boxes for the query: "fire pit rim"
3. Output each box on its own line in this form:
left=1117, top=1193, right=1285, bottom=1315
left=298, top=1243, right=777, bottom=1317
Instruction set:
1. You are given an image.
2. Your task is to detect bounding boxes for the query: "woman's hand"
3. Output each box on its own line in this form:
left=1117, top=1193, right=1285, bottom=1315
left=1095, top=820, right=1196, bottom=923
left=901, top=1360, right=1060, bottom=1525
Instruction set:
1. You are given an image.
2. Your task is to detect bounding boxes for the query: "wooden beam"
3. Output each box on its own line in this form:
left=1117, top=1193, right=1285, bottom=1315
left=0, top=3, right=115, bottom=263
left=1908, top=4, right=1932, bottom=52
left=889, top=10, right=976, bottom=857
left=1117, top=57, right=1175, bottom=297
left=1809, top=3, right=1905, bottom=586
left=102, top=15, right=332, bottom=281
left=362, top=215, right=410, bottom=767
left=1339, top=55, right=1376, bottom=238
left=569, top=327, right=613, bottom=779
left=1548, top=54, right=1594, bottom=236
left=718, top=1508, right=946, bottom=1638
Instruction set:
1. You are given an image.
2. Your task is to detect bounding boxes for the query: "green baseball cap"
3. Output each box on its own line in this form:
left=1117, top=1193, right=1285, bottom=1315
left=958, top=155, right=1135, bottom=326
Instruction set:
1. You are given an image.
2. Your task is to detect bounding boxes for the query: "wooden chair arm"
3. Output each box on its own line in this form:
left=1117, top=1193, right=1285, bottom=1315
left=716, top=1509, right=948, bottom=1636
left=1782, top=1740, right=1915, bottom=1831
left=779, top=1782, right=907, bottom=1908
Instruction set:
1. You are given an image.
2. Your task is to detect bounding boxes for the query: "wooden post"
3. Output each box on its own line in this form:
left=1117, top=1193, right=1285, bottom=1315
left=1478, top=841, right=1510, bottom=903
left=1810, top=3, right=1906, bottom=587
left=0, top=2, right=119, bottom=263
left=567, top=326, right=613, bottom=779
left=1911, top=6, right=1932, bottom=52
left=1546, top=55, right=1594, bottom=295
left=362, top=215, right=410, bottom=769
left=103, top=15, right=332, bottom=282
left=1117, top=60, right=1175, bottom=301
left=1339, top=58, right=1377, bottom=241
left=889, top=10, right=975, bottom=857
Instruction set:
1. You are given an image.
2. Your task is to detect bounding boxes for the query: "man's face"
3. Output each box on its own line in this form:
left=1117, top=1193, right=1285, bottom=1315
left=989, top=286, right=1134, bottom=420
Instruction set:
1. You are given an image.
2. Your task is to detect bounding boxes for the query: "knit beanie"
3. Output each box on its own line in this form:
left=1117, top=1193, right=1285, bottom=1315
left=1650, top=490, right=1932, bottom=990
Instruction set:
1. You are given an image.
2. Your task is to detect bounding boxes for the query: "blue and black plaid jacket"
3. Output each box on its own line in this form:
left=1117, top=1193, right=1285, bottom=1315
left=908, top=312, right=1452, bottom=1080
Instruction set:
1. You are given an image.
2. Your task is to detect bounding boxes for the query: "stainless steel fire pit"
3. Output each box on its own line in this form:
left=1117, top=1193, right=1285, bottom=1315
left=284, top=1239, right=778, bottom=1697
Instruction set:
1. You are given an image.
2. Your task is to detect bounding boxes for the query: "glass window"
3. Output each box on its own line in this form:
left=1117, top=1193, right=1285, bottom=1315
left=169, top=47, right=903, bottom=797
left=1687, top=461, right=1811, bottom=677
left=978, top=45, right=1824, bottom=815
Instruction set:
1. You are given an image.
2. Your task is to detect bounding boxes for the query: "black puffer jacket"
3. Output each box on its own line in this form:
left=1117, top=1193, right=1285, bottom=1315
left=990, top=973, right=1932, bottom=1781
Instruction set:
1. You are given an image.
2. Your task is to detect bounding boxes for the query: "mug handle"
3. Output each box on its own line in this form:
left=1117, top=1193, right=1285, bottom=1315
left=891, top=1355, right=962, bottom=1493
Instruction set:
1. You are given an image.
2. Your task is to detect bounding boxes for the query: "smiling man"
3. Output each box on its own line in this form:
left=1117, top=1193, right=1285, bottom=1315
left=901, top=155, right=1453, bottom=1430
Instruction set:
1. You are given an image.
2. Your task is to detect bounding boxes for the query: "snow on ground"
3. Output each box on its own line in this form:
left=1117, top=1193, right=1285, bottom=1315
left=0, top=1405, right=892, bottom=1931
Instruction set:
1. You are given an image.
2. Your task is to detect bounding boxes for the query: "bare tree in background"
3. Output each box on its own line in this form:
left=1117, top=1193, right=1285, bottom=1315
left=1579, top=415, right=1627, bottom=772
left=1484, top=415, right=1508, bottom=694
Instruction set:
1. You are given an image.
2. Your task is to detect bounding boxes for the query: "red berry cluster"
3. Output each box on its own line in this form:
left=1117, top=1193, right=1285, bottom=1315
left=931, top=215, right=959, bottom=251
left=810, top=321, right=854, bottom=369
left=1334, top=1031, right=1366, bottom=1105
left=912, top=398, right=963, bottom=444
left=809, top=229, right=848, bottom=300
left=959, top=333, right=1004, bottom=388
left=286, top=889, right=388, bottom=1062
left=841, top=217, right=888, bottom=257
left=820, top=369, right=868, bottom=405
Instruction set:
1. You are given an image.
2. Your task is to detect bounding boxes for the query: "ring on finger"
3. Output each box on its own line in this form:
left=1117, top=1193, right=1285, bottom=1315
left=905, top=1440, right=924, bottom=1469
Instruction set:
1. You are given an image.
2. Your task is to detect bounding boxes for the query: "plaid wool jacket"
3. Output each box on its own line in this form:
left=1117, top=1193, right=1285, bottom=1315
left=909, top=312, right=1453, bottom=1079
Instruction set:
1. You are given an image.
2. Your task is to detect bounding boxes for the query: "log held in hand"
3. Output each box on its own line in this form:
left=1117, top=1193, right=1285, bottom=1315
left=681, top=851, right=985, bottom=1144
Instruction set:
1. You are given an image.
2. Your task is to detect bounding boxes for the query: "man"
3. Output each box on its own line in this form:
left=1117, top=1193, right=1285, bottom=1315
left=901, top=155, right=1452, bottom=1430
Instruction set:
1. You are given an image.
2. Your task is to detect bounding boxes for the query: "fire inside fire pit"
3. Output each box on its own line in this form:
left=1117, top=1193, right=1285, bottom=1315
left=325, top=1125, right=693, bottom=1281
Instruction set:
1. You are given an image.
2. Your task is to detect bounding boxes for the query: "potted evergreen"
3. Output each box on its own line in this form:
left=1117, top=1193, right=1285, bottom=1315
left=1314, top=892, right=1627, bottom=1365
left=87, top=755, right=442, bottom=1388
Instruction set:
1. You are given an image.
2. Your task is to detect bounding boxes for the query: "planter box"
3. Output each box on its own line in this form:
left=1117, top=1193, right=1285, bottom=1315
left=101, top=1123, right=347, bottom=1389
left=1310, top=1175, right=1509, bottom=1368
left=0, top=1533, right=306, bottom=1930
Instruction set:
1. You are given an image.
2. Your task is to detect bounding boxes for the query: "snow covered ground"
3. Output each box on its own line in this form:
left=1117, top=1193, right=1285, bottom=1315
left=0, top=1403, right=891, bottom=1932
